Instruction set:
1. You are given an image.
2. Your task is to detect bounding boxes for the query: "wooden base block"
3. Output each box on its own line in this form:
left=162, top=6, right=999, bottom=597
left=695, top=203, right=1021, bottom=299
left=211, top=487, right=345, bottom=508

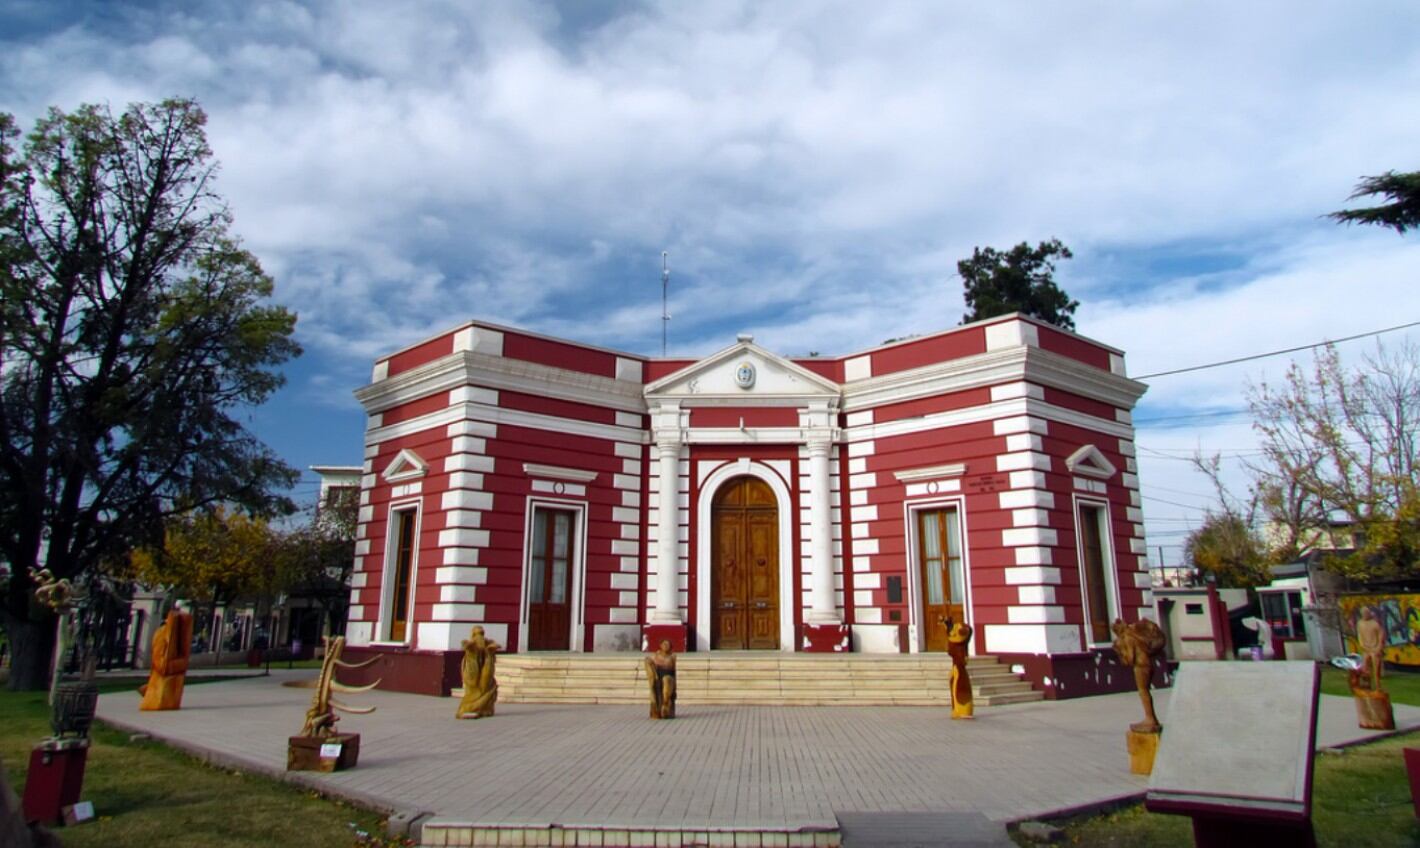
left=286, top=733, right=360, bottom=772
left=1128, top=728, right=1161, bottom=775
left=1355, top=691, right=1396, bottom=730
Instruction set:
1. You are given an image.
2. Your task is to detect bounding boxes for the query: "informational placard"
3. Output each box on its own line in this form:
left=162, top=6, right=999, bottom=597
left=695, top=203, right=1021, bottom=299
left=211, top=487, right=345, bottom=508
left=319, top=742, right=343, bottom=759
left=1146, top=662, right=1319, bottom=819
left=63, top=801, right=95, bottom=825
left=964, top=473, right=1009, bottom=495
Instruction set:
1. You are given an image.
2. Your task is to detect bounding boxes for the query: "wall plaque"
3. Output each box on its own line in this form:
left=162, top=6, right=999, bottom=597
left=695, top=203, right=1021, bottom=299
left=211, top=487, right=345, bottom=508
left=964, top=473, right=1010, bottom=495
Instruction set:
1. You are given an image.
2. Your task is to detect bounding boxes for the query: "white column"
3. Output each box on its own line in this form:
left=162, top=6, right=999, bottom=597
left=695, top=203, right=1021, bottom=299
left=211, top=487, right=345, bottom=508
left=651, top=439, right=682, bottom=622
left=805, top=437, right=840, bottom=623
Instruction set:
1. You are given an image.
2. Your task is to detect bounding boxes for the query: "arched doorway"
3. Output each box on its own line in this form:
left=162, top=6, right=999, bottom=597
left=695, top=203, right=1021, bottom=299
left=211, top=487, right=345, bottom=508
left=711, top=476, right=780, bottom=649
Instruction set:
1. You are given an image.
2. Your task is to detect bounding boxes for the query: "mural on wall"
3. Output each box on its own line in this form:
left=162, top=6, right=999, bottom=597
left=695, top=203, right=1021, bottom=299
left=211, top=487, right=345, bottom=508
left=1339, top=594, right=1420, bottom=667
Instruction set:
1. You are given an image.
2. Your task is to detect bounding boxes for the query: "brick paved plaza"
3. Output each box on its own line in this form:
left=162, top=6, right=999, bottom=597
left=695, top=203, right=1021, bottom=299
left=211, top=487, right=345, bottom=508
left=96, top=669, right=1419, bottom=846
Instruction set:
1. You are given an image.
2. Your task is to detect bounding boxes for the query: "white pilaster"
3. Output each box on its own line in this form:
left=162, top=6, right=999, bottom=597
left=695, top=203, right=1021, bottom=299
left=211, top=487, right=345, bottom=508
left=651, top=436, right=682, bottom=623
left=805, top=437, right=841, bottom=624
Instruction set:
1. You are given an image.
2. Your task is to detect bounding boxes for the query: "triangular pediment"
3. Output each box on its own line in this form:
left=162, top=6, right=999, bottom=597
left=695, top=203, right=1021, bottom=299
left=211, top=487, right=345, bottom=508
left=382, top=448, right=429, bottom=483
left=645, top=341, right=841, bottom=400
left=1066, top=444, right=1117, bottom=479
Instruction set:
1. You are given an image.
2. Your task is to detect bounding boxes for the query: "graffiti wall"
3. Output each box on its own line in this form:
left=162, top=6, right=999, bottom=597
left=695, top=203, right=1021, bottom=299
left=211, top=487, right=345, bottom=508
left=1339, top=593, right=1420, bottom=667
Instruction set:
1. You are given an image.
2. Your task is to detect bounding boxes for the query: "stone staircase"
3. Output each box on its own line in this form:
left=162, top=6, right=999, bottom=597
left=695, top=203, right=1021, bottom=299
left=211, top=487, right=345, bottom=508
left=470, top=653, right=1041, bottom=707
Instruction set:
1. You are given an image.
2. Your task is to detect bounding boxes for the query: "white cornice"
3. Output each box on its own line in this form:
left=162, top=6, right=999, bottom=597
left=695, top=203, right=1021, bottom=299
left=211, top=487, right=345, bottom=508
left=841, top=347, right=1146, bottom=412
left=523, top=463, right=599, bottom=483
left=366, top=401, right=648, bottom=447
left=355, top=351, right=647, bottom=415
left=893, top=463, right=967, bottom=483
left=681, top=426, right=841, bottom=445
left=845, top=396, right=1134, bottom=443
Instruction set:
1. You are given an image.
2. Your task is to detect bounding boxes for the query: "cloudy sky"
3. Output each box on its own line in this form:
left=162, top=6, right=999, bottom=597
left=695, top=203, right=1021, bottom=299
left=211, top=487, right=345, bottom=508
left=3, top=1, right=1417, bottom=564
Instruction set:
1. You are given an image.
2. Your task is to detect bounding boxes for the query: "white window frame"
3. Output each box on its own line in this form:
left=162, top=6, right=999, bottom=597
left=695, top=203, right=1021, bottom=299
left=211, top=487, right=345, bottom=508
left=1072, top=494, right=1121, bottom=648
left=518, top=496, right=590, bottom=653
left=902, top=495, right=973, bottom=655
left=373, top=498, right=422, bottom=646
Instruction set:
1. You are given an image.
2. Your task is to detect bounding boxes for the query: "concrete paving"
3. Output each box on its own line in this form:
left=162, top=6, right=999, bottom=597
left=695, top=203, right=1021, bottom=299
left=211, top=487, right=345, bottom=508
left=95, top=668, right=1420, bottom=846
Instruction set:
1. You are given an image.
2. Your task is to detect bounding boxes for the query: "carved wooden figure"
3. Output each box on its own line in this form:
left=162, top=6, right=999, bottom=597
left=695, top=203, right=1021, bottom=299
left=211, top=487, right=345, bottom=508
left=298, top=635, right=381, bottom=737
left=1351, top=607, right=1395, bottom=730
left=456, top=626, right=501, bottom=719
left=645, top=639, right=677, bottom=719
left=1113, top=617, right=1167, bottom=775
left=139, top=611, right=194, bottom=711
left=944, top=617, right=974, bottom=719
left=1112, top=617, right=1166, bottom=733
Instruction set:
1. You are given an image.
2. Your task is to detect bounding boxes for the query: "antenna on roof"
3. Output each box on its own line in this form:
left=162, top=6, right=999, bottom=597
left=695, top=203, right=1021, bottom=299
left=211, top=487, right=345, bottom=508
left=661, top=251, right=671, bottom=357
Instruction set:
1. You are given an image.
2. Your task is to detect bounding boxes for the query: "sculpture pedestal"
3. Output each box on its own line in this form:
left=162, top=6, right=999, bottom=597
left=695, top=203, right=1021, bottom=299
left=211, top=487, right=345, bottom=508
left=641, top=623, right=687, bottom=653
left=802, top=623, right=851, bottom=653
left=1190, top=814, right=1315, bottom=848
left=1354, top=690, right=1395, bottom=730
left=22, top=738, right=89, bottom=825
left=1128, top=728, right=1161, bottom=775
left=287, top=733, right=360, bottom=772
left=1404, top=748, right=1420, bottom=819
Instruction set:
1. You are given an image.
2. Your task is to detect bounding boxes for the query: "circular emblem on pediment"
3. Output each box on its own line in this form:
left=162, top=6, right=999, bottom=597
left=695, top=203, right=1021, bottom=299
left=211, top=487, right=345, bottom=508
left=734, top=361, right=756, bottom=389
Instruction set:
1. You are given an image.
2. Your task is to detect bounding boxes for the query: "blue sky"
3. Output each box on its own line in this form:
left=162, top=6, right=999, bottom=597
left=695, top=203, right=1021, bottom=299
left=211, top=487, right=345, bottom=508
left=3, top=1, right=1417, bottom=559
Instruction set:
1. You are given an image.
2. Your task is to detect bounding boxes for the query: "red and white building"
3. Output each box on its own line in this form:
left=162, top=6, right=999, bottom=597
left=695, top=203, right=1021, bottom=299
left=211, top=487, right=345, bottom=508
left=344, top=313, right=1151, bottom=698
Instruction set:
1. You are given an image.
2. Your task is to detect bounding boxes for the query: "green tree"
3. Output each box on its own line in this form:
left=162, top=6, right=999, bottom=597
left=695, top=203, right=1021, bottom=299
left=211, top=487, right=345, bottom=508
left=1184, top=511, right=1270, bottom=588
left=1328, top=170, right=1420, bottom=233
left=128, top=506, right=278, bottom=661
left=958, top=238, right=1079, bottom=330
left=270, top=492, right=358, bottom=639
left=0, top=99, right=300, bottom=690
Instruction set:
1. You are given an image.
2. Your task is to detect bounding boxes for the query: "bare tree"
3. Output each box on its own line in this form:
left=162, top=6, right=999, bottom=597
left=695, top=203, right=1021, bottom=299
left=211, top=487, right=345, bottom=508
left=1245, top=342, right=1420, bottom=578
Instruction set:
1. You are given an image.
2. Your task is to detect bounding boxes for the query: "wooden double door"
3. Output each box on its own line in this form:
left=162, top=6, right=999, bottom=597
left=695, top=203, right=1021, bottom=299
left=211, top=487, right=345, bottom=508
left=711, top=477, right=780, bottom=650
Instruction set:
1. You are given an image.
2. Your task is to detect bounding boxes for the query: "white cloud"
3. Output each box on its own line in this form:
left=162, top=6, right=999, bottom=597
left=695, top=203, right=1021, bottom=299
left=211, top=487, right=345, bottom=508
left=3, top=0, right=1419, bottom=541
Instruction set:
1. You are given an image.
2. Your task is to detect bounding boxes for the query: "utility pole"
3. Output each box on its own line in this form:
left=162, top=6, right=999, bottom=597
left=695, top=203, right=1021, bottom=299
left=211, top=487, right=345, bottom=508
left=661, top=251, right=670, bottom=357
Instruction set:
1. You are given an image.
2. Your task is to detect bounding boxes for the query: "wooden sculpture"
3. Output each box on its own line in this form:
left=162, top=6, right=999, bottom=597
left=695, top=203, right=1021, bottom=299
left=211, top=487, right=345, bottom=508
left=288, top=636, right=379, bottom=771
left=944, top=617, right=974, bottom=720
left=1351, top=607, right=1395, bottom=730
left=645, top=639, right=677, bottom=719
left=1112, top=617, right=1167, bottom=774
left=299, top=635, right=380, bottom=736
left=139, top=610, right=194, bottom=711
left=455, top=626, right=500, bottom=719
left=1112, top=617, right=1166, bottom=732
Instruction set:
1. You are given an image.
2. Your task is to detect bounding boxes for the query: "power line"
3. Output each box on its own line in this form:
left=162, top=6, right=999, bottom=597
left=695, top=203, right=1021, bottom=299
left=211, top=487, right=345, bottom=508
left=1134, top=407, right=1250, bottom=424
left=1134, top=319, right=1420, bottom=380
left=1141, top=493, right=1211, bottom=511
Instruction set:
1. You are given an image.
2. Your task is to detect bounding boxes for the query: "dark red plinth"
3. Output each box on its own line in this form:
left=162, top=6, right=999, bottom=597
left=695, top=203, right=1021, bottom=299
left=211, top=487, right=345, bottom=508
left=641, top=623, right=688, bottom=653
left=1405, top=748, right=1420, bottom=818
left=801, top=623, right=851, bottom=652
left=1191, top=814, right=1315, bottom=847
left=22, top=739, right=89, bottom=826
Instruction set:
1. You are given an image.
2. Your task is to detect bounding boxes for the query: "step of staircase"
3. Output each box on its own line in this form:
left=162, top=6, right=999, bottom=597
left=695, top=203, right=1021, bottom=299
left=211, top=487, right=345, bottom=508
left=456, top=653, right=1043, bottom=707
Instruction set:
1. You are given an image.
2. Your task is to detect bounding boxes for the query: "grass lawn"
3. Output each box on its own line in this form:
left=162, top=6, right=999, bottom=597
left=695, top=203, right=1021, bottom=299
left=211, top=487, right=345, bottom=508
left=1014, top=731, right=1420, bottom=847
left=1, top=680, right=392, bottom=847
left=1320, top=665, right=1420, bottom=706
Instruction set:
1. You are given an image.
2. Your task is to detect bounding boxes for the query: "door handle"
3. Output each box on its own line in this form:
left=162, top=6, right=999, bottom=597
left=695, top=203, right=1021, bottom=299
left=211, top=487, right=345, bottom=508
left=754, top=601, right=769, bottom=609
left=721, top=601, right=738, bottom=609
